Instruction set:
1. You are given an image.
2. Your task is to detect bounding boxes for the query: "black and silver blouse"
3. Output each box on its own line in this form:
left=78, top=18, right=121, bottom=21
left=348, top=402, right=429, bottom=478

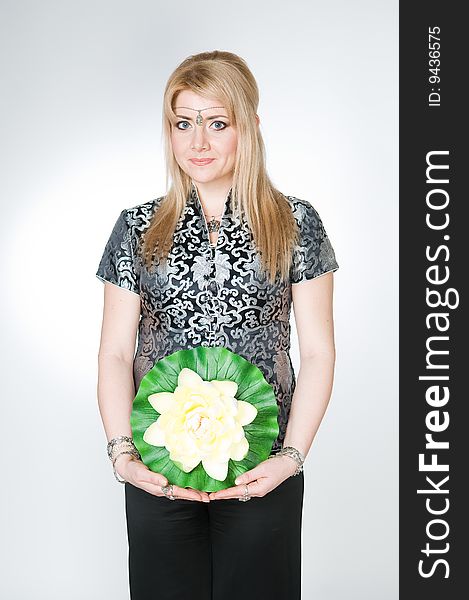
left=96, top=183, right=339, bottom=453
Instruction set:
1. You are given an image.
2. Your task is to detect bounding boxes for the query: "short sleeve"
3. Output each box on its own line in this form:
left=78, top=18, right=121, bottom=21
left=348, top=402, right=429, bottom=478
left=95, top=209, right=140, bottom=295
left=289, top=200, right=339, bottom=284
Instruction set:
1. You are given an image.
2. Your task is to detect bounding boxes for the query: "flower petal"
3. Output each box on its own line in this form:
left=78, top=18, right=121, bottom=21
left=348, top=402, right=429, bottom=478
left=178, top=368, right=203, bottom=387
left=210, top=380, right=238, bottom=397
left=148, top=392, right=175, bottom=414
left=196, top=381, right=220, bottom=401
left=231, top=425, right=245, bottom=443
left=236, top=400, right=258, bottom=425
left=230, top=437, right=249, bottom=461
left=143, top=420, right=166, bottom=446
left=202, top=458, right=229, bottom=481
left=180, top=455, right=201, bottom=473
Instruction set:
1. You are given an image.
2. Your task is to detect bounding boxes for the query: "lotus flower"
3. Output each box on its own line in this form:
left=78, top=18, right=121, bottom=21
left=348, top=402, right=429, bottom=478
left=143, top=367, right=257, bottom=481
left=131, top=346, right=279, bottom=491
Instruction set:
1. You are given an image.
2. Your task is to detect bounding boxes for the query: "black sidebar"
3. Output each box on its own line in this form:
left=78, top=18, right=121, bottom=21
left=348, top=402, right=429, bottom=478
left=399, top=2, right=466, bottom=598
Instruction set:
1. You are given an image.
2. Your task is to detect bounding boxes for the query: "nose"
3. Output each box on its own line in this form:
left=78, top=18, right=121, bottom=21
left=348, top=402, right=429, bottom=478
left=191, top=125, right=209, bottom=152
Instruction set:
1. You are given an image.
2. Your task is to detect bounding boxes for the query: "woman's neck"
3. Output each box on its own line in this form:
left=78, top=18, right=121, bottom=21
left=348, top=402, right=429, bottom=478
left=192, top=178, right=233, bottom=215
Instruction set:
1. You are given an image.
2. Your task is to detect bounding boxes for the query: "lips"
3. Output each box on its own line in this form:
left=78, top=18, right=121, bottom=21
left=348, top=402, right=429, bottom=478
left=189, top=158, right=215, bottom=165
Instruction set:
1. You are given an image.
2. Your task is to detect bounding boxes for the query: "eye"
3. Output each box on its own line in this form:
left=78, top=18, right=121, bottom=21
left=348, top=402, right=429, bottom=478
left=175, top=120, right=191, bottom=130
left=211, top=120, right=227, bottom=130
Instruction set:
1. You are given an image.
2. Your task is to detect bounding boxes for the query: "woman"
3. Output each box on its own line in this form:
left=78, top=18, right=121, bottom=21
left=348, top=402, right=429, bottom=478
left=96, top=50, right=339, bottom=600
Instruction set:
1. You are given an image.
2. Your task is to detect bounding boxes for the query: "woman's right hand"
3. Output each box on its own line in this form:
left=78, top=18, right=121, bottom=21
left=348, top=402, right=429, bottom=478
left=114, top=454, right=211, bottom=502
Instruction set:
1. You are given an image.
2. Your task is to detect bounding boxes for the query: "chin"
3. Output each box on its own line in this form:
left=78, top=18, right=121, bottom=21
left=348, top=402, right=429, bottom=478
left=190, top=172, right=225, bottom=184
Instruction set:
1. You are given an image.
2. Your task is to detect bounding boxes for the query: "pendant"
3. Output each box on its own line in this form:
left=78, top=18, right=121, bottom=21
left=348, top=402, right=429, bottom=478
left=207, top=217, right=220, bottom=233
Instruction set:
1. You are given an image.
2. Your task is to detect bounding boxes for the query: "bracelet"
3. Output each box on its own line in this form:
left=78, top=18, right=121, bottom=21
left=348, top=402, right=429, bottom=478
left=107, top=435, right=141, bottom=461
left=268, top=446, right=305, bottom=476
left=107, top=436, right=142, bottom=483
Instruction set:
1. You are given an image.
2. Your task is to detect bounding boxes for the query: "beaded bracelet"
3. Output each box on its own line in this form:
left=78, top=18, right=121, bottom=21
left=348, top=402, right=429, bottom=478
left=107, top=435, right=141, bottom=461
left=268, top=446, right=305, bottom=476
left=107, top=436, right=142, bottom=483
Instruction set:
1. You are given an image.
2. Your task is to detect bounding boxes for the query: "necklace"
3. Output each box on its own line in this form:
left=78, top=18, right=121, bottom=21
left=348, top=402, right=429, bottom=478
left=190, top=181, right=231, bottom=237
left=203, top=213, right=222, bottom=233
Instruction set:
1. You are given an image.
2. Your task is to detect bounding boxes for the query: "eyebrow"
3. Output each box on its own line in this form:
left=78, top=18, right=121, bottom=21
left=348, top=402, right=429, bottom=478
left=174, top=114, right=229, bottom=121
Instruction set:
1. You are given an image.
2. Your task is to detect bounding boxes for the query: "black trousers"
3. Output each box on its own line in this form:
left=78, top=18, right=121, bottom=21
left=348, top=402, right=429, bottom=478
left=124, top=471, right=305, bottom=600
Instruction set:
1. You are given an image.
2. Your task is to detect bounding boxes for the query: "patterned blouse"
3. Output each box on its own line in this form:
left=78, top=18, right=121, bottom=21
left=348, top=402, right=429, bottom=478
left=96, top=183, right=339, bottom=453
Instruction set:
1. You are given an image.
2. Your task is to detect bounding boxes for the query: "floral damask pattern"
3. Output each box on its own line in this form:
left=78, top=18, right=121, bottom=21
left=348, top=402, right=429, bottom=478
left=96, top=183, right=339, bottom=453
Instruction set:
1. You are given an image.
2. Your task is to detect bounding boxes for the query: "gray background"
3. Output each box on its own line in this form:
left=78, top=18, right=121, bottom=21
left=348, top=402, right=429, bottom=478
left=0, top=1, right=398, bottom=598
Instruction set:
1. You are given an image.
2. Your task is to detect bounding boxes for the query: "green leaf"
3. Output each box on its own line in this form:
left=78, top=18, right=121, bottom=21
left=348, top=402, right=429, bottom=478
left=130, top=346, right=279, bottom=492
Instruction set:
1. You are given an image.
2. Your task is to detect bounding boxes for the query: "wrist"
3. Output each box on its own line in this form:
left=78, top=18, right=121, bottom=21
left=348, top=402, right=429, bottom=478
left=278, top=454, right=298, bottom=476
left=112, top=453, right=140, bottom=483
left=114, top=452, right=136, bottom=467
left=269, top=445, right=305, bottom=476
left=107, top=435, right=141, bottom=483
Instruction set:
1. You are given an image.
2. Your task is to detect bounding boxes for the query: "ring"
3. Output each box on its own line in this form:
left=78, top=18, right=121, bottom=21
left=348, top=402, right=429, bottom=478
left=238, top=483, right=251, bottom=502
left=161, top=484, right=176, bottom=500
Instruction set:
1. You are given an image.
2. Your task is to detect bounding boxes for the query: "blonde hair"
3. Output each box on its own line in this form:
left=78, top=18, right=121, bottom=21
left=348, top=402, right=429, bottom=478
left=140, top=50, right=299, bottom=283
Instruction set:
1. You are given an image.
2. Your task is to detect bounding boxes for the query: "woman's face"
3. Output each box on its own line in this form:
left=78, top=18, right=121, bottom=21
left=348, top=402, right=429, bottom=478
left=170, top=89, right=238, bottom=188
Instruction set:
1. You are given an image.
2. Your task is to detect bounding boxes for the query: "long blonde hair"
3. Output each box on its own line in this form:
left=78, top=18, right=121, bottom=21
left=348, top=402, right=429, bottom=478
left=140, top=50, right=299, bottom=283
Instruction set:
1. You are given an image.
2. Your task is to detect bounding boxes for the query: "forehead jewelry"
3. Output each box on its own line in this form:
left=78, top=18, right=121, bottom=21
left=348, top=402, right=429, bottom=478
left=175, top=106, right=226, bottom=126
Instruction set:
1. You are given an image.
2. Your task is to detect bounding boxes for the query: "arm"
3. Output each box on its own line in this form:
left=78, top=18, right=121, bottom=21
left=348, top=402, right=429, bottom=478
left=209, top=271, right=337, bottom=500
left=97, top=281, right=141, bottom=443
left=283, top=271, right=336, bottom=458
left=97, top=281, right=211, bottom=502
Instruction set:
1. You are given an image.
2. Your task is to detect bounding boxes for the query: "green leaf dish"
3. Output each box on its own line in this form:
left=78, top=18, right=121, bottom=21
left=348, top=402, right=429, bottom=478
left=130, top=346, right=279, bottom=492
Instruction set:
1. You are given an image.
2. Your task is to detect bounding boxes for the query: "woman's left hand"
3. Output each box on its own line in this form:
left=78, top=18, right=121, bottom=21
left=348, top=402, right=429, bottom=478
left=208, top=455, right=298, bottom=500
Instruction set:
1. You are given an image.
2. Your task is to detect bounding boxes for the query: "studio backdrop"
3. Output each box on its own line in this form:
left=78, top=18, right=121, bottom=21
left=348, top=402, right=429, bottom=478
left=0, top=1, right=398, bottom=598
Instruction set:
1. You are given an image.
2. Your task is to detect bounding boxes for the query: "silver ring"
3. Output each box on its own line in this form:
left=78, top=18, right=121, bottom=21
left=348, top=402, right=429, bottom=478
left=161, top=484, right=176, bottom=500
left=238, top=483, right=251, bottom=502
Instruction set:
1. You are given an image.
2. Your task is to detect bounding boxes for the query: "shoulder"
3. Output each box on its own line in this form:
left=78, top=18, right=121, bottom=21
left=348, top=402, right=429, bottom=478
left=285, top=194, right=339, bottom=282
left=282, top=194, right=323, bottom=225
left=121, top=196, right=165, bottom=236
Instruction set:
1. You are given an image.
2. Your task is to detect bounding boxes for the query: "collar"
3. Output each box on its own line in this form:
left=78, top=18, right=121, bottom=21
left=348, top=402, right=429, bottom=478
left=189, top=182, right=233, bottom=218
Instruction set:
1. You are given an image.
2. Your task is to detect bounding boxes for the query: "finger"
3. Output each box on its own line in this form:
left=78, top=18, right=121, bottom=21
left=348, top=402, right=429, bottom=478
left=234, top=468, right=264, bottom=486
left=172, top=485, right=210, bottom=502
left=155, top=483, right=205, bottom=501
left=130, top=463, right=169, bottom=488
left=131, top=465, right=209, bottom=501
left=138, top=481, right=207, bottom=501
left=190, top=489, right=211, bottom=502
left=240, top=480, right=263, bottom=495
left=133, top=470, right=210, bottom=501
left=210, top=480, right=265, bottom=500
left=209, top=485, right=239, bottom=500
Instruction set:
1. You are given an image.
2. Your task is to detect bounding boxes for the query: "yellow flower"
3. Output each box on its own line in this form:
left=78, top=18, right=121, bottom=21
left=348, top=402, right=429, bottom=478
left=143, top=367, right=257, bottom=481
